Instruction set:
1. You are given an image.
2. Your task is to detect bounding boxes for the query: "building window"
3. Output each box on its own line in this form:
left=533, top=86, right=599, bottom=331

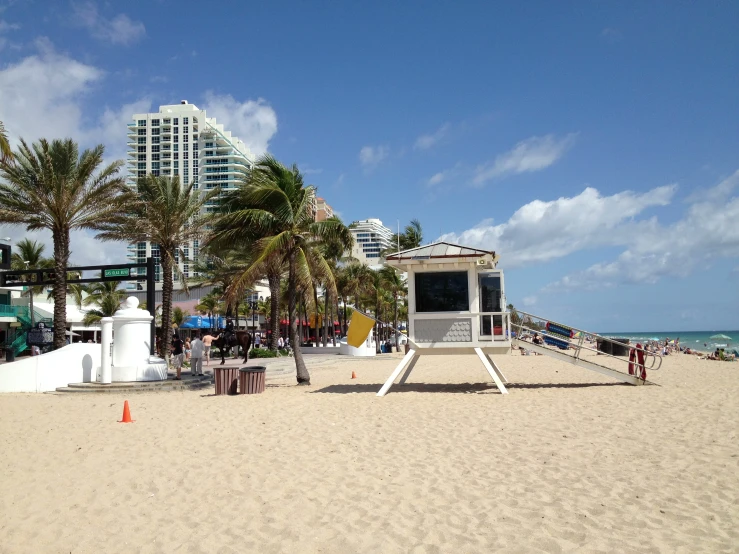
left=174, top=135, right=179, bottom=142
left=174, top=118, right=178, bottom=125
left=152, top=162, right=160, bottom=169
left=151, top=128, right=160, bottom=135
left=137, top=120, right=146, bottom=126
left=138, top=129, right=146, bottom=136
left=152, top=170, right=160, bottom=176
left=163, top=118, right=170, bottom=124
left=205, top=142, right=213, bottom=148
left=174, top=169, right=179, bottom=175
left=151, top=145, right=160, bottom=153
left=173, top=144, right=179, bottom=152
left=173, top=127, right=178, bottom=134
left=174, top=153, right=179, bottom=160
left=151, top=119, right=160, bottom=126
left=137, top=163, right=146, bottom=170
left=151, top=137, right=160, bottom=144
left=174, top=161, right=179, bottom=169
left=184, top=126, right=189, bottom=133
left=183, top=134, right=189, bottom=143
left=183, top=117, right=188, bottom=124
left=138, top=137, right=146, bottom=144
left=183, top=152, right=189, bottom=160
left=137, top=146, right=146, bottom=153
left=152, top=154, right=160, bottom=161
left=193, top=142, right=198, bottom=150
left=415, top=271, right=470, bottom=313
left=138, top=154, right=146, bottom=161
left=138, top=170, right=146, bottom=178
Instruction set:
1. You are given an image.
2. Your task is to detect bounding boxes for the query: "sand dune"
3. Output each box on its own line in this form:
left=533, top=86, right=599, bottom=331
left=0, top=351, right=737, bottom=553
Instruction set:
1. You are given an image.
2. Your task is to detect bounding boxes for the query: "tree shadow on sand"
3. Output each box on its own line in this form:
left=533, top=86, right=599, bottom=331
left=311, top=381, right=630, bottom=395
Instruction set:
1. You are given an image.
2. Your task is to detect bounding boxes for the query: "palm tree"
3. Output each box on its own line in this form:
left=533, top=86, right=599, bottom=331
left=82, top=294, right=123, bottom=326
left=0, top=139, right=131, bottom=349
left=383, top=219, right=424, bottom=257
left=195, top=293, right=221, bottom=331
left=95, top=174, right=219, bottom=361
left=67, top=283, right=90, bottom=310
left=172, top=306, right=190, bottom=328
left=0, top=120, right=12, bottom=164
left=10, top=238, right=54, bottom=326
left=212, top=155, right=352, bottom=385
left=381, top=265, right=406, bottom=351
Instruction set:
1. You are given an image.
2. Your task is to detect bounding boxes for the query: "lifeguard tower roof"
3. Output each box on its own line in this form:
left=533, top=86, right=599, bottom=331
left=386, top=242, right=498, bottom=267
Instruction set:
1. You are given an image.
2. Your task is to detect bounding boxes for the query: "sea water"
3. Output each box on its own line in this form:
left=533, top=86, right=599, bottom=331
left=599, top=330, right=738, bottom=352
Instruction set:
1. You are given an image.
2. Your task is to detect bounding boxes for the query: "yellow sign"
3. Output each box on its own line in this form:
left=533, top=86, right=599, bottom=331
left=346, top=311, right=375, bottom=347
left=309, top=314, right=323, bottom=329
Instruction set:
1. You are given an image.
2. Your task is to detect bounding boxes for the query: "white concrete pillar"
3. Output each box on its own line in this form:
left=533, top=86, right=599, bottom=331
left=100, top=317, right=113, bottom=384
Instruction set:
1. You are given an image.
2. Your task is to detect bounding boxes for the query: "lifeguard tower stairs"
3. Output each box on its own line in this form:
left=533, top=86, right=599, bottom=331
left=509, top=311, right=662, bottom=386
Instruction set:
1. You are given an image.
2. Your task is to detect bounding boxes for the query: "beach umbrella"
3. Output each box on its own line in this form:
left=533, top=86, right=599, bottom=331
left=710, top=334, right=732, bottom=341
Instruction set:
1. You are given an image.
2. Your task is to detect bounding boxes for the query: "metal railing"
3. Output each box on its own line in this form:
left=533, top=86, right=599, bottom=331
left=510, top=310, right=662, bottom=372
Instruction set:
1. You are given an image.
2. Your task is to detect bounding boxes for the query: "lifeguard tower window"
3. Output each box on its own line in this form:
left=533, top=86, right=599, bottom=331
left=415, top=271, right=469, bottom=312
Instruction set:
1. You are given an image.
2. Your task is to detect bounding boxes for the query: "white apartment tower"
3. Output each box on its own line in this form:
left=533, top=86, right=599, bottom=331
left=348, top=218, right=394, bottom=267
left=126, top=101, right=254, bottom=284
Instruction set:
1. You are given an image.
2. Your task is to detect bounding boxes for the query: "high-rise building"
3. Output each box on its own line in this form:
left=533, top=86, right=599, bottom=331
left=348, top=218, right=393, bottom=266
left=314, top=197, right=334, bottom=222
left=125, top=101, right=254, bottom=285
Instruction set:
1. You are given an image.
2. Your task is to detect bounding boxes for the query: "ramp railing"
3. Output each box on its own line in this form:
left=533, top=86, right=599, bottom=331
left=510, top=310, right=662, bottom=379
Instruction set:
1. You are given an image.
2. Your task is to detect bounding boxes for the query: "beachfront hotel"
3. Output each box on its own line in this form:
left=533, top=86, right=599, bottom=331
left=125, top=101, right=255, bottom=285
left=348, top=218, right=394, bottom=267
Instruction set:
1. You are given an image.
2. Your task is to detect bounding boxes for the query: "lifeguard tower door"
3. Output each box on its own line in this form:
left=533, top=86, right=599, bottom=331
left=479, top=273, right=503, bottom=340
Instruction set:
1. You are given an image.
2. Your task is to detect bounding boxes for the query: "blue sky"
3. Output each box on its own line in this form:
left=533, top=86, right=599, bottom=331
left=1, top=1, right=737, bottom=331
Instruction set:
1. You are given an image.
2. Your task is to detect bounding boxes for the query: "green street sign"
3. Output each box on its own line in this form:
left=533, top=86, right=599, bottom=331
left=104, top=268, right=130, bottom=278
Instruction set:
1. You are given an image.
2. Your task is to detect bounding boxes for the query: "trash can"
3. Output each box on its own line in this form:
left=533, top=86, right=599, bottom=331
left=239, top=366, right=266, bottom=395
left=5, top=349, right=14, bottom=363
left=611, top=338, right=631, bottom=357
left=596, top=339, right=612, bottom=355
left=214, top=366, right=240, bottom=395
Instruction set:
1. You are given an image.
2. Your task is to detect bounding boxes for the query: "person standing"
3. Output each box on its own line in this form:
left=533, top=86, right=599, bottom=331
left=254, top=331, right=261, bottom=349
left=202, top=332, right=215, bottom=366
left=171, top=333, right=185, bottom=380
left=184, top=337, right=191, bottom=362
left=277, top=335, right=284, bottom=349
left=190, top=332, right=204, bottom=376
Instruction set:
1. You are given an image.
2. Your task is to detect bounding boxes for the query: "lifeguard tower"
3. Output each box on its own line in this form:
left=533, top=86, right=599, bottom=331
left=379, top=242, right=511, bottom=396
left=377, top=242, right=661, bottom=397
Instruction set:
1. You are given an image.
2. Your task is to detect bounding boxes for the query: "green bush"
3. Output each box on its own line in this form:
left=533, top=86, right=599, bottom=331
left=249, top=348, right=279, bottom=358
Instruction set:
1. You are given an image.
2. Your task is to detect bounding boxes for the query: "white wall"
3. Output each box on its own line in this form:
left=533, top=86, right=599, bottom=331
left=0, top=344, right=100, bottom=393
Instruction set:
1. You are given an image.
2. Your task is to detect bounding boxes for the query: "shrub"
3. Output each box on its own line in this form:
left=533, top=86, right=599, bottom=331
left=249, top=348, right=279, bottom=359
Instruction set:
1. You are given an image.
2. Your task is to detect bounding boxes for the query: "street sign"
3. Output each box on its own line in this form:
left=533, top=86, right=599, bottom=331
left=103, top=268, right=130, bottom=278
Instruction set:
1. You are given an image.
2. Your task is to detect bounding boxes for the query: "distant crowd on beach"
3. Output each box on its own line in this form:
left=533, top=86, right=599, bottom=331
left=644, top=338, right=737, bottom=361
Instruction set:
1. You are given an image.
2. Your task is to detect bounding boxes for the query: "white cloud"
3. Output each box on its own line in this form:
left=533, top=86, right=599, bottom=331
left=202, top=92, right=278, bottom=157
left=546, top=171, right=739, bottom=289
left=359, top=145, right=389, bottom=169
left=0, top=19, right=19, bottom=51
left=414, top=123, right=450, bottom=150
left=522, top=296, right=537, bottom=307
left=427, top=172, right=446, bottom=186
left=72, top=2, right=146, bottom=45
left=440, top=184, right=676, bottom=267
left=472, top=133, right=577, bottom=186
left=93, top=98, right=152, bottom=162
left=0, top=41, right=104, bottom=144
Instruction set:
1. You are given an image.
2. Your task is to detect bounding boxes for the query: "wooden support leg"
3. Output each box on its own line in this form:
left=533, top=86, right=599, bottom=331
left=377, top=349, right=416, bottom=397
left=475, top=348, right=508, bottom=395
left=485, top=353, right=508, bottom=383
left=399, top=355, right=420, bottom=385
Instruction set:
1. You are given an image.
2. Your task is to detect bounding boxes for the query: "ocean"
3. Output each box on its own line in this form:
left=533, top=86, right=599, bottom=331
left=599, top=330, right=738, bottom=352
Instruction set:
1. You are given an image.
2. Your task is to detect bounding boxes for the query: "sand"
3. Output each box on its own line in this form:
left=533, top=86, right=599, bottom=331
left=0, top=350, right=737, bottom=553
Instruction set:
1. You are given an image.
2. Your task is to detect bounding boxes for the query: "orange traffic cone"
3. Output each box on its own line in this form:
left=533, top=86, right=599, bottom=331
left=119, top=400, right=134, bottom=423
left=351, top=371, right=357, bottom=379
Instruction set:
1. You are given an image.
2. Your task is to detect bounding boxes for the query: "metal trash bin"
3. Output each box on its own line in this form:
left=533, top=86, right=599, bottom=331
left=214, top=367, right=239, bottom=395
left=5, top=349, right=14, bottom=363
left=239, top=366, right=266, bottom=395
left=611, top=338, right=631, bottom=357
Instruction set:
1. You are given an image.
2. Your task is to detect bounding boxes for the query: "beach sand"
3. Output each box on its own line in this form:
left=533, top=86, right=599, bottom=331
left=0, top=351, right=737, bottom=553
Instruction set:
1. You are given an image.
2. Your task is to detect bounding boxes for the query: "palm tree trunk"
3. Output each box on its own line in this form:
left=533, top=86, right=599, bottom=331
left=160, top=254, right=174, bottom=364
left=288, top=254, right=310, bottom=385
left=52, top=229, right=69, bottom=350
left=393, top=292, right=399, bottom=352
left=235, top=300, right=240, bottom=330
left=343, top=296, right=348, bottom=336
left=312, top=285, right=319, bottom=347
left=375, top=299, right=381, bottom=354
left=268, top=270, right=280, bottom=350
left=323, top=292, right=329, bottom=347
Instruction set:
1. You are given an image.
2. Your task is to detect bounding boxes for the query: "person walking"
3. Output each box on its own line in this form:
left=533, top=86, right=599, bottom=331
left=184, top=337, right=191, bottom=362
left=171, top=333, right=185, bottom=380
left=202, top=332, right=215, bottom=366
left=190, top=332, right=204, bottom=376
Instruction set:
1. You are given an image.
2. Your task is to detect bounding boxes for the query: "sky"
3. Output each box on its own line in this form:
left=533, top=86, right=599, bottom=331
left=0, top=0, right=737, bottom=332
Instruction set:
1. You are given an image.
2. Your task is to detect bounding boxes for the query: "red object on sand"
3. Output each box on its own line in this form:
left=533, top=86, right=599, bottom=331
left=119, top=400, right=134, bottom=423
left=628, top=344, right=646, bottom=380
